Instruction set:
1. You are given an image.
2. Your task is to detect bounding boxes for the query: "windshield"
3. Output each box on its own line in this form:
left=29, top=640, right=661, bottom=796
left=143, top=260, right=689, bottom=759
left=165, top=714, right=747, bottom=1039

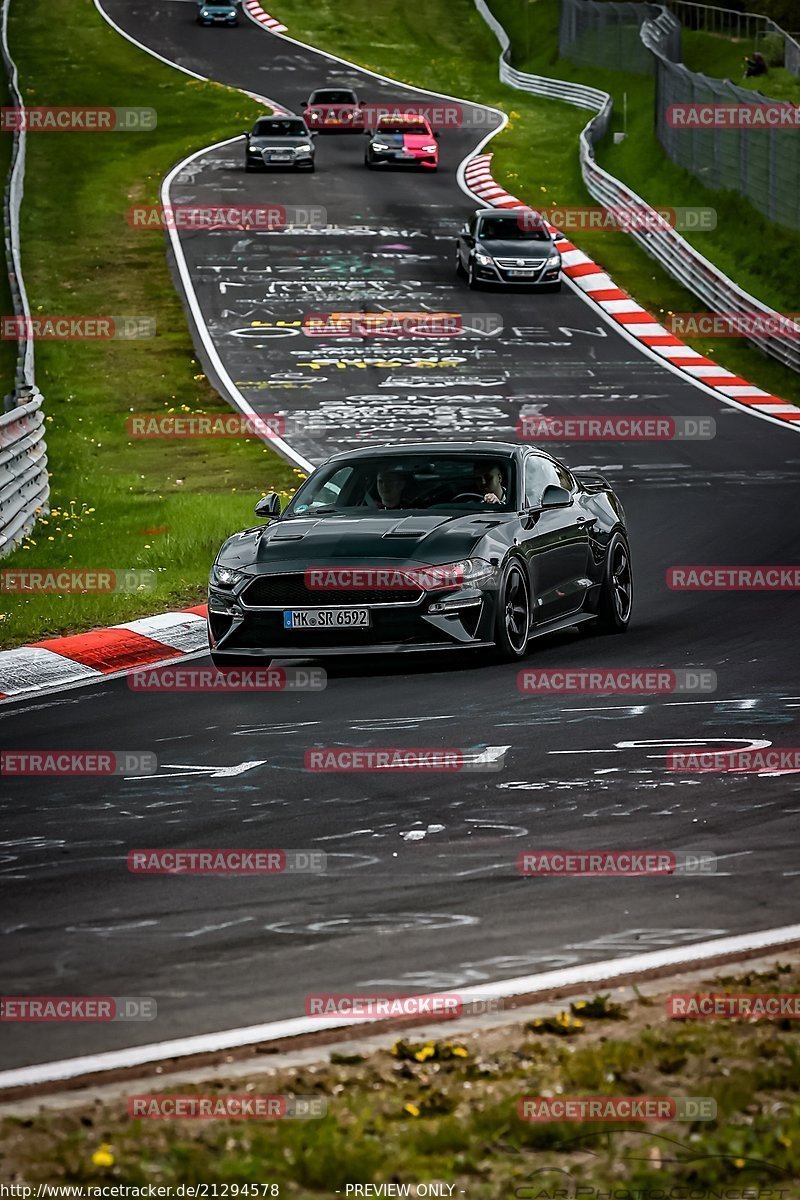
left=376, top=119, right=431, bottom=135
left=284, top=455, right=517, bottom=516
left=253, top=119, right=307, bottom=137
left=309, top=90, right=357, bottom=105
left=478, top=217, right=550, bottom=241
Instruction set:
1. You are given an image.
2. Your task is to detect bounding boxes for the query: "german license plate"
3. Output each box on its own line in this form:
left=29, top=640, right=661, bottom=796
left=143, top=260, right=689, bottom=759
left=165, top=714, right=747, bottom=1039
left=268, top=151, right=292, bottom=161
left=284, top=608, right=371, bottom=629
left=507, top=268, right=537, bottom=277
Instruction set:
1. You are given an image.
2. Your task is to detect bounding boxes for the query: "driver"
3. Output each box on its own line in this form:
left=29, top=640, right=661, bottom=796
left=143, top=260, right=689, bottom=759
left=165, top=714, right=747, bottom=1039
left=375, top=468, right=405, bottom=510
left=478, top=462, right=506, bottom=506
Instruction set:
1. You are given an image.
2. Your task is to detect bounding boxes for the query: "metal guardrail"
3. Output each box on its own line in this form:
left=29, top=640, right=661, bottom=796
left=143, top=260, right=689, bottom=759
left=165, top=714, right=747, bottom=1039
left=1, top=0, right=49, bottom=555
left=0, top=389, right=49, bottom=554
left=474, top=0, right=800, bottom=375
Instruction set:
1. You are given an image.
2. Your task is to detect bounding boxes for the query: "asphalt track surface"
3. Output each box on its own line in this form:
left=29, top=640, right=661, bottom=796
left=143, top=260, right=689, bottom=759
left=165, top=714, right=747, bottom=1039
left=2, top=3, right=800, bottom=1071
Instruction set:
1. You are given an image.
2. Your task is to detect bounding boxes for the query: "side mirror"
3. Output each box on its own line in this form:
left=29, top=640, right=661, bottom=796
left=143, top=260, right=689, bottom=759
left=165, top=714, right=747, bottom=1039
left=553, top=232, right=567, bottom=242
left=255, top=492, right=281, bottom=518
left=434, top=131, right=440, bottom=139
left=310, top=130, right=318, bottom=137
left=541, top=484, right=572, bottom=508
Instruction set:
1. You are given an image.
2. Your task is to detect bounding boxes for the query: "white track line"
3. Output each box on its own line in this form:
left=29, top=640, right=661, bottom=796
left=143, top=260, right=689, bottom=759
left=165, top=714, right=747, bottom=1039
left=3, top=923, right=799, bottom=1090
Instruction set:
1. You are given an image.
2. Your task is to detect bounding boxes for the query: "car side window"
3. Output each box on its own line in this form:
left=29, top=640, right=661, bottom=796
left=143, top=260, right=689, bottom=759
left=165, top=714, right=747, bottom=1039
left=313, top=467, right=353, bottom=506
left=524, top=456, right=564, bottom=508
left=555, top=463, right=574, bottom=490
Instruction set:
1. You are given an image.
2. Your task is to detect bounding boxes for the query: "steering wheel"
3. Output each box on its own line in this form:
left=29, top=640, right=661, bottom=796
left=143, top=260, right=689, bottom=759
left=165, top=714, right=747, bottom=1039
left=452, top=491, right=486, bottom=501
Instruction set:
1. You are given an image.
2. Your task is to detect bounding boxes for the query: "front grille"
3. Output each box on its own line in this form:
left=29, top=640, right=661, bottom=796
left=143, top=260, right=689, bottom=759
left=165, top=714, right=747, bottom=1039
left=493, top=257, right=546, bottom=269
left=242, top=574, right=423, bottom=608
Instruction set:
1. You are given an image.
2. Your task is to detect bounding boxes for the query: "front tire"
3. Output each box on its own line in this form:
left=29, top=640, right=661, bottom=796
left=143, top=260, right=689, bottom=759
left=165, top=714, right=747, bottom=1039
left=591, top=532, right=633, bottom=634
left=467, top=259, right=480, bottom=290
left=493, top=561, right=531, bottom=661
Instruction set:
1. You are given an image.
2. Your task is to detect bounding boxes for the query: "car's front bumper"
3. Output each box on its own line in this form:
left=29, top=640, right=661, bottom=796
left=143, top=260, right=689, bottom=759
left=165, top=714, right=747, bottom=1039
left=368, top=151, right=437, bottom=169
left=208, top=581, right=496, bottom=656
left=246, top=149, right=314, bottom=169
left=473, top=259, right=561, bottom=286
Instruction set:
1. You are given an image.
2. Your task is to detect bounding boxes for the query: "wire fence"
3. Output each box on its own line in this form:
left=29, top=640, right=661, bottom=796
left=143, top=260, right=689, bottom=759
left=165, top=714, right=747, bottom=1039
left=474, top=0, right=800, bottom=374
left=559, top=0, right=800, bottom=233
left=1, top=0, right=49, bottom=555
left=667, top=1, right=800, bottom=74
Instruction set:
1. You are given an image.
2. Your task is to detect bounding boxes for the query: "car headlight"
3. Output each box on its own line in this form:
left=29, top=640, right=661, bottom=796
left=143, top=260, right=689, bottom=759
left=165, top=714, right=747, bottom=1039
left=296, top=143, right=313, bottom=153
left=546, top=253, right=561, bottom=267
left=422, top=558, right=499, bottom=590
left=211, top=564, right=246, bottom=588
left=474, top=251, right=494, bottom=266
left=371, top=141, right=389, bottom=151
left=421, top=143, right=437, bottom=153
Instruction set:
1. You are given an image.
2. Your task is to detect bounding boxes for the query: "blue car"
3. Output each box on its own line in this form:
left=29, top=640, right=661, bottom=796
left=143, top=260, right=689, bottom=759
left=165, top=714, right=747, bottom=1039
left=196, top=0, right=239, bottom=25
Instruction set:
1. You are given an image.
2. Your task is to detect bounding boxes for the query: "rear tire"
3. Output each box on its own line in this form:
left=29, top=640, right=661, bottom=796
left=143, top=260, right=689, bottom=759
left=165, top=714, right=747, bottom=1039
left=493, top=561, right=530, bottom=661
left=590, top=532, right=633, bottom=634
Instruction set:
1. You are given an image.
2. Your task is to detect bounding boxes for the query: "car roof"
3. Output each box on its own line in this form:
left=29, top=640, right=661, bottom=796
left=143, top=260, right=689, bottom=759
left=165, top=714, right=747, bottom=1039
left=324, top=442, right=540, bottom=463
left=473, top=206, right=542, bottom=219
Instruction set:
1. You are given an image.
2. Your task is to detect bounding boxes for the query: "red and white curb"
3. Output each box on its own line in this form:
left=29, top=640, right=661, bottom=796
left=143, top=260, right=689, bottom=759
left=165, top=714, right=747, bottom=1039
left=242, top=0, right=286, bottom=33
left=0, top=606, right=208, bottom=702
left=463, top=154, right=800, bottom=430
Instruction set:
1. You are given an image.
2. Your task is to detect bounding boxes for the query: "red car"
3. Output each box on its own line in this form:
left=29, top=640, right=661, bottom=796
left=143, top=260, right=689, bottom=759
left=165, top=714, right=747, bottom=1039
left=302, top=87, right=365, bottom=133
left=364, top=115, right=439, bottom=170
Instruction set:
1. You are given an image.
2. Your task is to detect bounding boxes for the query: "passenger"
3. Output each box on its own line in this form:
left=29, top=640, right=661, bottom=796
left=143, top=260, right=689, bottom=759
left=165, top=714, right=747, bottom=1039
left=375, top=469, right=405, bottom=510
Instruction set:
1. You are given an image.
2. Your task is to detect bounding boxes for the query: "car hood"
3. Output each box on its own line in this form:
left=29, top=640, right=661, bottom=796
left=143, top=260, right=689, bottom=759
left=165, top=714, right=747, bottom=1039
left=478, top=239, right=556, bottom=258
left=375, top=132, right=434, bottom=149
left=249, top=135, right=309, bottom=147
left=217, top=512, right=511, bottom=570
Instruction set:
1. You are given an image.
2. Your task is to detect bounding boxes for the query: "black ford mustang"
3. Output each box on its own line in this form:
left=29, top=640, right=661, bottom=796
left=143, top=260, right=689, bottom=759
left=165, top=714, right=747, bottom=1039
left=207, top=442, right=632, bottom=666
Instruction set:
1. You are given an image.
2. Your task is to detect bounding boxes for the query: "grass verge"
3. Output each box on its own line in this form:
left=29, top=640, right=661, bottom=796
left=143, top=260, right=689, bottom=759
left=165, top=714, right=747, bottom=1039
left=2, top=960, right=799, bottom=1192
left=268, top=0, right=800, bottom=412
left=0, top=0, right=302, bottom=650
